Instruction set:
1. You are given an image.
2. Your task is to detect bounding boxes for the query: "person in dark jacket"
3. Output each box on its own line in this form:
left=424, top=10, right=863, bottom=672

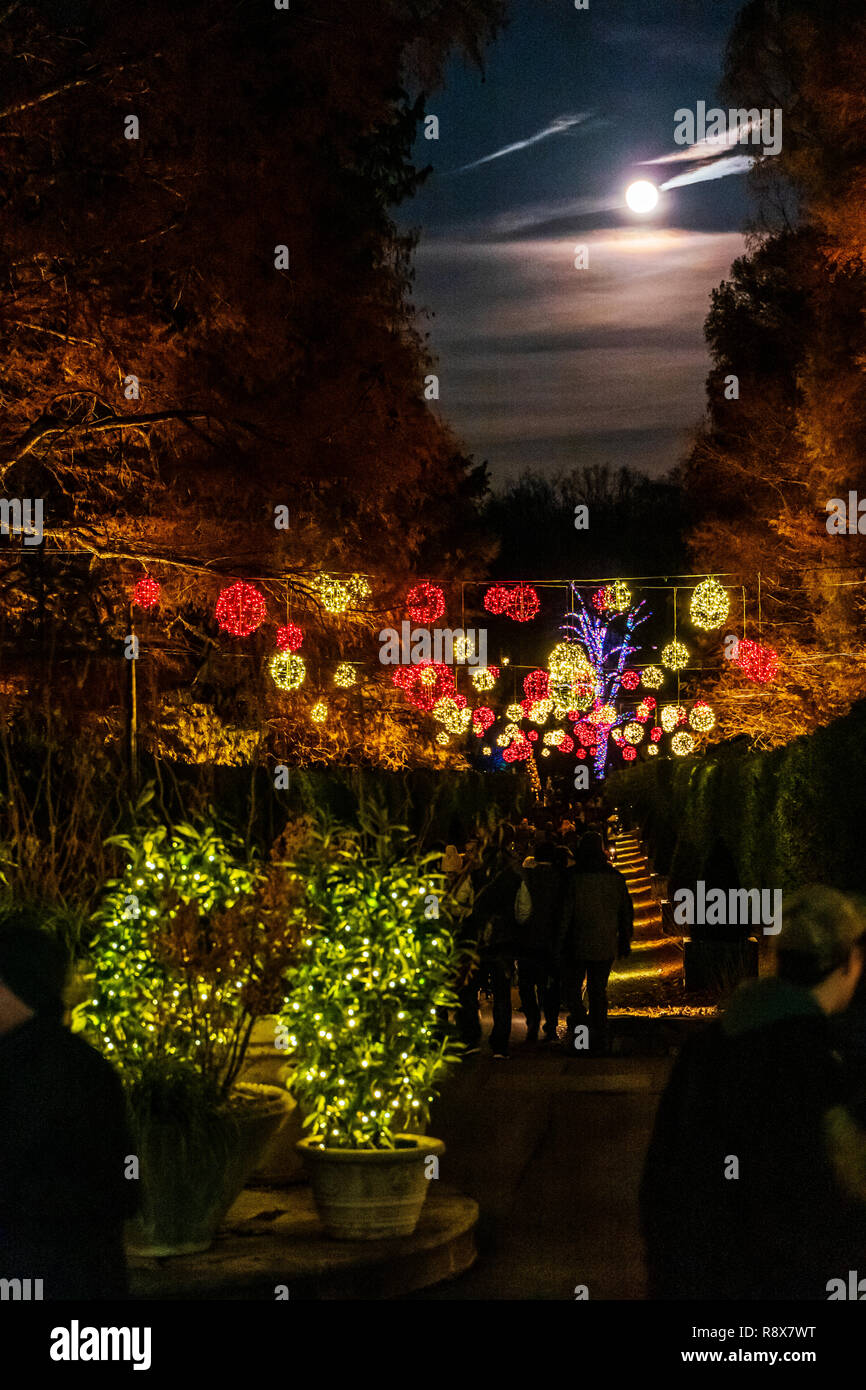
left=640, top=886, right=866, bottom=1301
left=0, top=915, right=139, bottom=1299
left=515, top=842, right=563, bottom=1043
left=463, top=840, right=521, bottom=1058
left=559, top=831, right=633, bottom=1056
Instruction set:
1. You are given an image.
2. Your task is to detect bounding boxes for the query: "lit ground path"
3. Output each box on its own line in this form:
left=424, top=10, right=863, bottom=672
left=404, top=832, right=715, bottom=1301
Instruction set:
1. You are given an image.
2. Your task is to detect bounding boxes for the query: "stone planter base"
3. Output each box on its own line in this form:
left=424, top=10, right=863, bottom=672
left=298, top=1135, right=445, bottom=1241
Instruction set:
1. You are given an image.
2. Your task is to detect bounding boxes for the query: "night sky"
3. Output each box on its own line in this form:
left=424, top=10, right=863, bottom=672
left=399, top=0, right=751, bottom=486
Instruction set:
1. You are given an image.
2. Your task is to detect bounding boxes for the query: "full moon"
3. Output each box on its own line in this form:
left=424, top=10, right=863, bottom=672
left=625, top=180, right=659, bottom=214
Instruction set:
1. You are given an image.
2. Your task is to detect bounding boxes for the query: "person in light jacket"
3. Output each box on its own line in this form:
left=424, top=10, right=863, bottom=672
left=559, top=831, right=633, bottom=1056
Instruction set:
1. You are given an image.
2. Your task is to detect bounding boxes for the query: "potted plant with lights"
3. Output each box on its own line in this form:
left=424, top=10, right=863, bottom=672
left=80, top=812, right=303, bottom=1255
left=281, top=809, right=462, bottom=1240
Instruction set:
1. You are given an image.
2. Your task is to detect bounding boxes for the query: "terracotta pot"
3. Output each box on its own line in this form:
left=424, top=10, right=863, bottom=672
left=298, top=1134, right=445, bottom=1240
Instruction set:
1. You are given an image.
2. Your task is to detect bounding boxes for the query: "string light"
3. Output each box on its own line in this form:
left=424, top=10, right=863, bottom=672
left=215, top=581, right=267, bottom=636
left=560, top=734, right=574, bottom=754
left=575, top=747, right=587, bottom=759
left=622, top=746, right=637, bottom=762
left=506, top=703, right=523, bottom=722
left=132, top=576, right=160, bottom=609
left=689, top=699, right=715, bottom=732
left=406, top=583, right=446, bottom=624
left=647, top=743, right=659, bottom=756
left=506, top=584, right=540, bottom=622
left=650, top=726, right=662, bottom=743
left=636, top=701, right=651, bottom=720
left=620, top=670, right=640, bottom=691
left=471, top=666, right=499, bottom=692
left=481, top=745, right=491, bottom=756
left=310, top=702, right=328, bottom=723
left=526, top=698, right=553, bottom=724
left=672, top=730, right=695, bottom=756
left=433, top=697, right=471, bottom=735
left=543, top=729, right=565, bottom=746
left=605, top=580, right=631, bottom=613
left=269, top=652, right=306, bottom=690
left=452, top=633, right=477, bottom=662
left=623, top=721, right=644, bottom=744
left=661, top=639, right=690, bottom=671
left=589, top=703, right=616, bottom=726
left=483, top=584, right=511, bottom=615
left=641, top=666, right=664, bottom=689
left=735, top=639, right=779, bottom=684
left=312, top=575, right=369, bottom=613
left=333, top=663, right=356, bottom=687
left=435, top=732, right=450, bottom=747
left=690, top=577, right=729, bottom=630
left=660, top=704, right=686, bottom=732
left=276, top=623, right=304, bottom=653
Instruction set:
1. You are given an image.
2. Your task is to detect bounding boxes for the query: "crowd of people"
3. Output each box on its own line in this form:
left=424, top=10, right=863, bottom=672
left=439, top=799, right=634, bottom=1059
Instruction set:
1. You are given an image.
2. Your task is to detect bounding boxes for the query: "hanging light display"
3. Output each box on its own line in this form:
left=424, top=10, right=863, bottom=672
left=547, top=641, right=594, bottom=708
left=333, top=663, right=356, bottom=687
left=575, top=747, right=588, bottom=760
left=622, top=746, right=637, bottom=762
left=623, top=721, right=644, bottom=745
left=524, top=669, right=550, bottom=701
left=591, top=588, right=608, bottom=613
left=392, top=661, right=455, bottom=712
left=472, top=707, right=495, bottom=736
left=506, top=584, right=540, bottom=623
left=215, top=581, right=267, bottom=636
left=310, top=702, right=328, bottom=723
left=527, top=698, right=553, bottom=724
left=689, top=699, right=715, bottom=732
left=560, top=734, right=575, bottom=754
left=269, top=652, right=306, bottom=690
left=276, top=623, right=304, bottom=653
left=312, top=574, right=369, bottom=613
left=620, top=670, right=640, bottom=691
left=611, top=728, right=625, bottom=745
left=735, top=639, right=779, bottom=684
left=506, top=703, right=523, bottom=722
left=661, top=639, right=690, bottom=671
left=406, top=582, right=446, bottom=625
left=588, top=703, right=616, bottom=726
left=650, top=726, right=662, bottom=743
left=471, top=666, right=499, bottom=692
left=636, top=701, right=651, bottom=720
left=605, top=580, right=631, bottom=613
left=690, top=577, right=729, bottom=630
left=660, top=704, right=687, bottom=733
left=646, top=744, right=659, bottom=756
left=543, top=729, right=565, bottom=747
left=481, top=745, right=491, bottom=756
left=527, top=730, right=539, bottom=743
left=483, top=584, right=511, bottom=615
left=671, top=730, right=695, bottom=756
left=433, top=697, right=472, bottom=735
left=435, top=732, right=450, bottom=747
left=452, top=633, right=476, bottom=662
left=641, top=666, right=664, bottom=689
left=132, top=576, right=160, bottom=609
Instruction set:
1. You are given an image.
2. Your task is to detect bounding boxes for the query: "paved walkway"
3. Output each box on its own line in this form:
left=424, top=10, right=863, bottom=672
left=407, top=832, right=712, bottom=1300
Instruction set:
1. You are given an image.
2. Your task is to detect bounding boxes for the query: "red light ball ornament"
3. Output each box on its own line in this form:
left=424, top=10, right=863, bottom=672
left=406, top=582, right=446, bottom=625
left=523, top=669, right=550, bottom=701
left=650, top=726, right=662, bottom=743
left=506, top=584, right=540, bottom=623
left=483, top=584, right=511, bottom=616
left=560, top=734, right=575, bottom=755
left=472, top=707, right=495, bottom=736
left=392, top=661, right=455, bottom=712
left=622, top=747, right=637, bottom=762
left=576, top=747, right=587, bottom=759
left=132, top=576, right=160, bottom=610
left=620, top=670, right=640, bottom=691
left=735, top=639, right=779, bottom=685
left=215, top=582, right=267, bottom=636
left=276, top=623, right=304, bottom=653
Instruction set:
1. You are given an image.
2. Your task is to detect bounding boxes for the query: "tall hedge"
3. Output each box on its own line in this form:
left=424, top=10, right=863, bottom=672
left=607, top=699, right=866, bottom=894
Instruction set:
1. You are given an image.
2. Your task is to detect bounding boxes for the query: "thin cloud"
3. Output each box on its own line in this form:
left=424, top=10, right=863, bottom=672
left=450, top=112, right=593, bottom=173
left=660, top=155, right=755, bottom=190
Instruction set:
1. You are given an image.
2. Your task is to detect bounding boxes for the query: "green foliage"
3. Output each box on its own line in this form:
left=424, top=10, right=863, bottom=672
left=84, top=810, right=301, bottom=1098
left=281, top=809, right=462, bottom=1150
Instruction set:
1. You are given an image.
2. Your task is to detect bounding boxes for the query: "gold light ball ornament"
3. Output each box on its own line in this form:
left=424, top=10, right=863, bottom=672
left=471, top=667, right=498, bottom=692
left=641, top=665, right=664, bottom=689
left=671, top=730, right=695, bottom=757
left=660, top=704, right=686, bottom=733
left=646, top=743, right=659, bottom=756
left=269, top=652, right=306, bottom=690
left=506, top=702, right=523, bottom=722
left=604, top=580, right=631, bottom=613
left=435, top=732, right=450, bottom=747
left=541, top=748, right=550, bottom=758
left=452, top=633, right=476, bottom=663
left=543, top=729, right=565, bottom=747
left=310, top=702, right=328, bottom=723
left=623, top=721, right=644, bottom=745
left=312, top=574, right=370, bottom=613
left=661, top=640, right=690, bottom=671
left=690, top=578, right=729, bottom=631
left=481, top=744, right=491, bottom=756
left=333, top=663, right=356, bottom=687
left=495, top=732, right=511, bottom=747
left=689, top=699, right=716, bottom=732
left=432, top=698, right=472, bottom=735
left=588, top=703, right=616, bottom=726
left=528, top=698, right=553, bottom=724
